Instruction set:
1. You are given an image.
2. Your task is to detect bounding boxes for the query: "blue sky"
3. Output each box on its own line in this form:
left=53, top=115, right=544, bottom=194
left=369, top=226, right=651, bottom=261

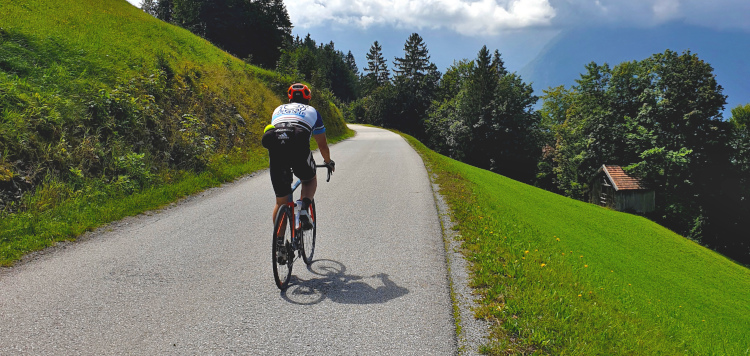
left=125, top=0, right=750, bottom=74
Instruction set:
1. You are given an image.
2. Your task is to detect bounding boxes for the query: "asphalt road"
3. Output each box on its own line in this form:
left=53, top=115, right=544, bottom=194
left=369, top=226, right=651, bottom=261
left=0, top=125, right=457, bottom=355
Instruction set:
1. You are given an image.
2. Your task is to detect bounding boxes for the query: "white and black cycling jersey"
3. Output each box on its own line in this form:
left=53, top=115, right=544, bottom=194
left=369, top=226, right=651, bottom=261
left=271, top=103, right=325, bottom=135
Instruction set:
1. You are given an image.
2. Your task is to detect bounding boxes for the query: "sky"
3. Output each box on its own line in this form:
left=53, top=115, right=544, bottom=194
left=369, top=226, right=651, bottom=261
left=124, top=0, right=750, bottom=73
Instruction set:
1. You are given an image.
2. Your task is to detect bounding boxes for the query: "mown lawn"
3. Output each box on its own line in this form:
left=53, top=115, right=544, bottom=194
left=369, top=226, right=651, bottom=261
left=403, top=133, right=750, bottom=355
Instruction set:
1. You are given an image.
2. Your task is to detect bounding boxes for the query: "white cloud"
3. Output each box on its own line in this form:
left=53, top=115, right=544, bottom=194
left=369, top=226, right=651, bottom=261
left=652, top=0, right=681, bottom=21
left=287, top=0, right=750, bottom=34
left=286, top=0, right=557, bottom=36
left=549, top=0, right=750, bottom=30
left=124, top=0, right=750, bottom=34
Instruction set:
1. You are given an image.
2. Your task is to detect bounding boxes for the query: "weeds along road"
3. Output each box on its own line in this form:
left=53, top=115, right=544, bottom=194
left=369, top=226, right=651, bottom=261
left=0, top=125, right=457, bottom=355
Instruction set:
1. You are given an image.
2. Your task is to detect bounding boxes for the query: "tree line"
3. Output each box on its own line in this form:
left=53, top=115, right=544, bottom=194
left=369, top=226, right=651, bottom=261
left=352, top=36, right=749, bottom=264
left=141, top=0, right=292, bottom=68
left=276, top=34, right=359, bottom=102
left=139, top=1, right=749, bottom=264
left=537, top=53, right=747, bottom=262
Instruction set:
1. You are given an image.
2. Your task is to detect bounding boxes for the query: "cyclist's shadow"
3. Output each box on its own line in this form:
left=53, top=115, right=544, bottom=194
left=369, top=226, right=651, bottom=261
left=281, top=259, right=409, bottom=305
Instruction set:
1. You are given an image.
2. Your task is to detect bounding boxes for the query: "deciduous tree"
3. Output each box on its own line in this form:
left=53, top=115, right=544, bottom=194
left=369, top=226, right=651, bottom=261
left=540, top=49, right=743, bottom=261
left=426, top=46, right=540, bottom=182
left=168, top=0, right=292, bottom=68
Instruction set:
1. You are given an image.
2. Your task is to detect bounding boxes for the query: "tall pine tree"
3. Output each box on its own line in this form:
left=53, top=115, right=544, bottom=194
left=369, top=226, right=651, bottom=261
left=393, top=33, right=431, bottom=80
left=390, top=33, right=439, bottom=137
left=345, top=51, right=358, bottom=75
left=363, top=41, right=389, bottom=94
left=425, top=46, right=540, bottom=181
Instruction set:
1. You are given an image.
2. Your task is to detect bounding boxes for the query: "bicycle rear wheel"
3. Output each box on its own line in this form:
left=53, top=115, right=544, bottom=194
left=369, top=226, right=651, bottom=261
left=301, top=200, right=316, bottom=265
left=272, top=205, right=293, bottom=289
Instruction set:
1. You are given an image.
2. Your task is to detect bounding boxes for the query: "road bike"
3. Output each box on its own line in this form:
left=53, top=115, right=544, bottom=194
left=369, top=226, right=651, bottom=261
left=272, top=164, right=333, bottom=290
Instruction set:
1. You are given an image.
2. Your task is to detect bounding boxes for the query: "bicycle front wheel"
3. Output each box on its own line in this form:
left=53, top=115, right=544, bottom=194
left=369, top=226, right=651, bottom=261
left=301, top=200, right=316, bottom=265
left=272, top=205, right=293, bottom=289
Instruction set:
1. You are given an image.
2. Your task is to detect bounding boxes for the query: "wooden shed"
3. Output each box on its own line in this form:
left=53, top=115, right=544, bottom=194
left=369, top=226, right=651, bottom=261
left=589, top=165, right=655, bottom=213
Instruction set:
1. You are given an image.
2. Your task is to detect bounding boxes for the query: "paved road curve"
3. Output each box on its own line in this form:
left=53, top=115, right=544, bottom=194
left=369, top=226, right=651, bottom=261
left=0, top=125, right=457, bottom=355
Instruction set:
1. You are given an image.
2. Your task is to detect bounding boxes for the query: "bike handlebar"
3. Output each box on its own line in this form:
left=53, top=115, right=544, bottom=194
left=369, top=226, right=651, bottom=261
left=290, top=162, right=334, bottom=194
left=316, top=161, right=334, bottom=182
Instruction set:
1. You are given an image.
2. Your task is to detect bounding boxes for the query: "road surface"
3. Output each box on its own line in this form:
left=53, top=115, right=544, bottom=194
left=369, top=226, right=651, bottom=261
left=0, top=125, right=457, bottom=355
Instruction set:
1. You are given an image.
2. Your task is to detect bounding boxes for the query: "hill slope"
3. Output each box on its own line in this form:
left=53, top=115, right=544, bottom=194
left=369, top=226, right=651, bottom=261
left=521, top=23, right=750, bottom=113
left=0, top=0, right=351, bottom=264
left=404, top=133, right=750, bottom=354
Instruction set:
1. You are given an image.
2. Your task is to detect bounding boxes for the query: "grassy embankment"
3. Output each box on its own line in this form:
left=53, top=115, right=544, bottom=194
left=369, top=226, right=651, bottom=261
left=402, top=133, right=750, bottom=355
left=0, top=0, right=353, bottom=266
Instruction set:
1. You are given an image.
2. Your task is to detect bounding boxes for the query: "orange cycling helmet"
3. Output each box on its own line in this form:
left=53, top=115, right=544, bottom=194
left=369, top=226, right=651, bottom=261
left=288, top=83, right=312, bottom=101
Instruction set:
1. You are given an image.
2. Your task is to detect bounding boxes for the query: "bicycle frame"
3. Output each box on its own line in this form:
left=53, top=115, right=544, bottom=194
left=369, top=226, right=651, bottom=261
left=272, top=163, right=332, bottom=289
left=280, top=164, right=332, bottom=241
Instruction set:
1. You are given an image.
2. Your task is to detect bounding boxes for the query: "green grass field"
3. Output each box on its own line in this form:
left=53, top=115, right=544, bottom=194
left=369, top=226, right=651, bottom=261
left=403, top=134, right=750, bottom=355
left=1, top=0, right=236, bottom=75
left=0, top=0, right=353, bottom=266
left=0, top=0, right=289, bottom=138
left=4, top=1, right=748, bottom=353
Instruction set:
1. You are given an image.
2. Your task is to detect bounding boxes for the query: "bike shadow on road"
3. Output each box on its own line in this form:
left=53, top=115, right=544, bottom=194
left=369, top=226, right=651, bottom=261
left=280, top=259, right=409, bottom=305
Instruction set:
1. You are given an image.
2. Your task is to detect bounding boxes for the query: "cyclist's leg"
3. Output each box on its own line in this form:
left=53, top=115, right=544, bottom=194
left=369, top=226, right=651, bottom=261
left=269, top=149, right=293, bottom=225
left=291, top=132, right=317, bottom=202
left=290, top=130, right=317, bottom=229
left=298, top=174, right=316, bottom=230
left=300, top=176, right=317, bottom=202
left=273, top=196, right=288, bottom=224
left=264, top=124, right=297, bottom=224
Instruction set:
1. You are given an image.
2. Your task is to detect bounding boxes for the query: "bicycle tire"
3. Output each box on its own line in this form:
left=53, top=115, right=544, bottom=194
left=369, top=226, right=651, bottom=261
left=272, top=205, right=293, bottom=289
left=301, top=200, right=316, bottom=265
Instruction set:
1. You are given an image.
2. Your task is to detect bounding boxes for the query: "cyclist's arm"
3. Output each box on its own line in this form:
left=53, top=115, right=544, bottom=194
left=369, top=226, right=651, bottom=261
left=310, top=109, right=333, bottom=170
left=313, top=133, right=333, bottom=171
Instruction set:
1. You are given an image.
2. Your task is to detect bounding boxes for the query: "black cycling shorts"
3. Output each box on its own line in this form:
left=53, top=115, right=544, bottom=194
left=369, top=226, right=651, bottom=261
left=262, top=123, right=316, bottom=198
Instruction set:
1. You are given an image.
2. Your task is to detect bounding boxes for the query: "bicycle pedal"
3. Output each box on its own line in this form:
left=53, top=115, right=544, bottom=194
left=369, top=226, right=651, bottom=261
left=287, top=243, right=295, bottom=261
left=276, top=250, right=287, bottom=265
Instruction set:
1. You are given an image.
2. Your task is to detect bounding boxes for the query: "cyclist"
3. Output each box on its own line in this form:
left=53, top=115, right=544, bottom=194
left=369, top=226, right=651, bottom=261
left=262, top=83, right=335, bottom=230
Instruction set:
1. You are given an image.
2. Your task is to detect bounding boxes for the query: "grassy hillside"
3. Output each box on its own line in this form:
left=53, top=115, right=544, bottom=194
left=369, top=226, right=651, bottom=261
left=0, top=0, right=352, bottom=265
left=403, top=134, right=750, bottom=355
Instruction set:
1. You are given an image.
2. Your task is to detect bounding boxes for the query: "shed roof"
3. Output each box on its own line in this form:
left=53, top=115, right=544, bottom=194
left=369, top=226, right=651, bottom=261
left=600, top=165, right=648, bottom=191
